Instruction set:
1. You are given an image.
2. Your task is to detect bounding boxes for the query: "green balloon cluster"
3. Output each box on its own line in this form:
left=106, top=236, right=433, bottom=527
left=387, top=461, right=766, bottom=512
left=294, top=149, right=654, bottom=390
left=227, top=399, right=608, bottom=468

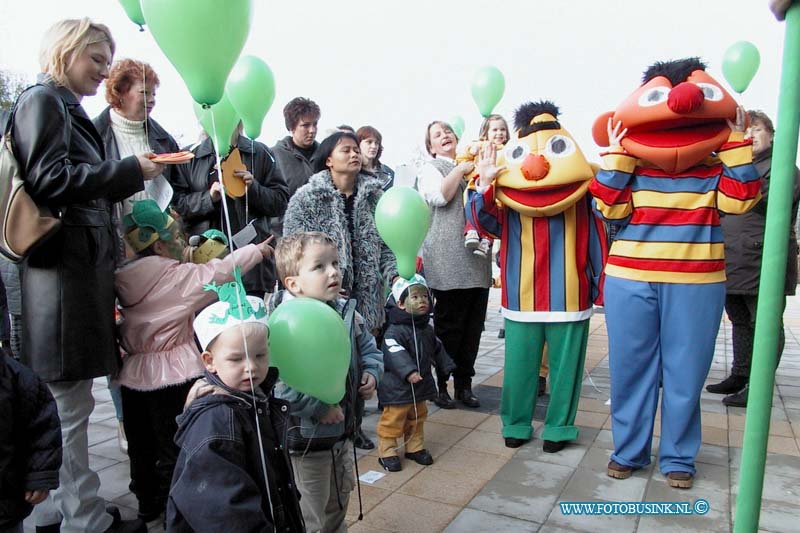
left=722, top=41, right=761, bottom=94
left=141, top=0, right=252, bottom=105
left=118, top=0, right=145, bottom=27
left=471, top=66, right=505, bottom=117
left=226, top=55, right=276, bottom=140
left=375, top=187, right=431, bottom=279
left=268, top=298, right=351, bottom=404
left=449, top=115, right=465, bottom=139
left=193, top=92, right=240, bottom=156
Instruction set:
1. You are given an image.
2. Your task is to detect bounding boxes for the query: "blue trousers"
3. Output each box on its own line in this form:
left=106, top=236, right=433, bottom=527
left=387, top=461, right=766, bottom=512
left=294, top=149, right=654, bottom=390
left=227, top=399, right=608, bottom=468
left=604, top=276, right=725, bottom=475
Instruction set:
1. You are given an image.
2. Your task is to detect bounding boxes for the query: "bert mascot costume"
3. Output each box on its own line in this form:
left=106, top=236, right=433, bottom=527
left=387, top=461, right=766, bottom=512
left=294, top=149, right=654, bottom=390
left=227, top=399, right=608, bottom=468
left=466, top=101, right=607, bottom=453
left=589, top=58, right=760, bottom=488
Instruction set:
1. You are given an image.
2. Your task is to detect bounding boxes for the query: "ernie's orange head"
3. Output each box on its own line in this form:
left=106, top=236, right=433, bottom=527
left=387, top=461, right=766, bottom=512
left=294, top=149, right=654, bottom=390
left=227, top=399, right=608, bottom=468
left=592, top=58, right=740, bottom=174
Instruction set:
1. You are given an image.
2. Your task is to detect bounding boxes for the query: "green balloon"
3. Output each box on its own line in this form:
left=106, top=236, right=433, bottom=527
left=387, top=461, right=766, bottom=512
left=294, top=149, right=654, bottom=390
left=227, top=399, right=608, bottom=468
left=449, top=115, right=465, bottom=139
left=118, top=0, right=145, bottom=26
left=141, top=0, right=252, bottom=105
left=226, top=55, right=275, bottom=140
left=375, top=187, right=431, bottom=279
left=193, top=92, right=240, bottom=157
left=471, top=66, right=505, bottom=117
left=268, top=297, right=351, bottom=404
left=722, top=41, right=761, bottom=93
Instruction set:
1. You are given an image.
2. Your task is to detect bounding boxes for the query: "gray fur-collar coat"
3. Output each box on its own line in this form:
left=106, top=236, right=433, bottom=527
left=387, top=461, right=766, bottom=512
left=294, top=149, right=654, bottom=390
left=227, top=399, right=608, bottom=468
left=283, top=170, right=397, bottom=331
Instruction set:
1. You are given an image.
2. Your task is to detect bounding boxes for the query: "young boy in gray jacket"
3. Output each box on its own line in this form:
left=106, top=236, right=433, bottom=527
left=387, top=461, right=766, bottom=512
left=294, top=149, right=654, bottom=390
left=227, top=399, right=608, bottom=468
left=271, top=232, right=383, bottom=533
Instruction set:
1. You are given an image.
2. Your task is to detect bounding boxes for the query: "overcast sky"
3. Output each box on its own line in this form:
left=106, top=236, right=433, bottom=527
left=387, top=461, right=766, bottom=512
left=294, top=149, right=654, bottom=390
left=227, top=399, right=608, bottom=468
left=0, top=1, right=789, bottom=170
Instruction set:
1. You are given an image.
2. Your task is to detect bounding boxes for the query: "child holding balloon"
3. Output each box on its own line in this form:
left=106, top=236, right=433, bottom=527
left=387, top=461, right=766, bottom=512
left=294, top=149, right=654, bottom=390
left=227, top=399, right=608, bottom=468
left=114, top=199, right=273, bottom=522
left=271, top=231, right=384, bottom=533
left=456, top=114, right=510, bottom=257
left=376, top=275, right=455, bottom=472
left=167, top=294, right=304, bottom=532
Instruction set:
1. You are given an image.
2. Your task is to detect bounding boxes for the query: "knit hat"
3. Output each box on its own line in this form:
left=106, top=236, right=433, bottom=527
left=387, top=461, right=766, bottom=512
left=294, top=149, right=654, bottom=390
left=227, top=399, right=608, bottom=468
left=390, top=274, right=428, bottom=303
left=193, top=271, right=268, bottom=350
left=123, top=199, right=175, bottom=253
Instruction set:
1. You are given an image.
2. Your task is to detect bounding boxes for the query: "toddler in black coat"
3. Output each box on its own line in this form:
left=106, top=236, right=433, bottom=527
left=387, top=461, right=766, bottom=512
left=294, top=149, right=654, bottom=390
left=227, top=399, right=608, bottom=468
left=377, top=275, right=455, bottom=472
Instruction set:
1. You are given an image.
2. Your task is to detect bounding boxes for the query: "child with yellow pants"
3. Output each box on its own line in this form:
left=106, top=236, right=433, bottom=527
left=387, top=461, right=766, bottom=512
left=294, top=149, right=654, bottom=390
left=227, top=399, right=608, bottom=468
left=377, top=275, right=455, bottom=472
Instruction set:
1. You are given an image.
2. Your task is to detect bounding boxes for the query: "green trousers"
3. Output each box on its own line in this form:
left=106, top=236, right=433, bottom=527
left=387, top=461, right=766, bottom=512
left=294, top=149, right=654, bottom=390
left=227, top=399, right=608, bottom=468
left=500, top=318, right=589, bottom=441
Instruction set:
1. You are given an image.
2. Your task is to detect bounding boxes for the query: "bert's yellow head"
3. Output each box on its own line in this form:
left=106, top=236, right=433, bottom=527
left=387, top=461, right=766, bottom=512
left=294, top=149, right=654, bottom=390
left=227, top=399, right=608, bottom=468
left=495, top=101, right=595, bottom=217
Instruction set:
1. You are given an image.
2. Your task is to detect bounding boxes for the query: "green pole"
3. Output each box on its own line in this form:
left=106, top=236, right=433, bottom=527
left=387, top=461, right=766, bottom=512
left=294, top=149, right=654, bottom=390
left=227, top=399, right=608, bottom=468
left=734, top=6, right=800, bottom=532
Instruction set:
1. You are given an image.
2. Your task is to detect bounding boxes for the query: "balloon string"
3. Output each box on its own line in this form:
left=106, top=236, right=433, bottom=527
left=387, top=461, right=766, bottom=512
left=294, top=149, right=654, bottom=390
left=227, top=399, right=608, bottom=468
left=142, top=61, right=149, bottom=148
left=209, top=109, right=276, bottom=531
left=247, top=137, right=254, bottom=225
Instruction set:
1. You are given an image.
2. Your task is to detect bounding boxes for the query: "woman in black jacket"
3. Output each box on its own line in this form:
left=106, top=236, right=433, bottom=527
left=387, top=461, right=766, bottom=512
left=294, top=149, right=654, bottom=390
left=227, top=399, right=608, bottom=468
left=170, top=125, right=289, bottom=296
left=10, top=17, right=162, bottom=532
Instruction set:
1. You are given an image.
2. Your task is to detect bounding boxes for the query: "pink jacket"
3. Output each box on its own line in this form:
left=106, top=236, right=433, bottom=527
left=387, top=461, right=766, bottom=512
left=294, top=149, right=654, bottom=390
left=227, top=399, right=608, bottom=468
left=114, top=245, right=263, bottom=391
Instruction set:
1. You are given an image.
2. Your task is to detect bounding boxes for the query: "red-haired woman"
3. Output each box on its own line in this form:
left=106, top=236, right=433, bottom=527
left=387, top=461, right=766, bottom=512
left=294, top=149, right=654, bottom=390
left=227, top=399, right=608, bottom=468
left=94, top=58, right=181, bottom=219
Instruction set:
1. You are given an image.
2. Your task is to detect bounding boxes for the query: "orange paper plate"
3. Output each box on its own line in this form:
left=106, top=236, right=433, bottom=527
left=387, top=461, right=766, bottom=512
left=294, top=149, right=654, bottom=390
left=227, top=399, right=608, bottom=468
left=150, top=151, right=195, bottom=164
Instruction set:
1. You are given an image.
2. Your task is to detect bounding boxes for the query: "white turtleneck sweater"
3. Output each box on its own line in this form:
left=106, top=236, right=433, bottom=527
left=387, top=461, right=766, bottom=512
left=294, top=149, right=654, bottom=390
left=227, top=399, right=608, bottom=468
left=110, top=109, right=153, bottom=215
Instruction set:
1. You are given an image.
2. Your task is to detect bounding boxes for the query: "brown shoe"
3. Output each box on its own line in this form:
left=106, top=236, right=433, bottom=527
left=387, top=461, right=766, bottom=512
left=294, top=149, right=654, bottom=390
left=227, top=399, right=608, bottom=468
left=607, top=460, right=633, bottom=479
left=666, top=471, right=693, bottom=489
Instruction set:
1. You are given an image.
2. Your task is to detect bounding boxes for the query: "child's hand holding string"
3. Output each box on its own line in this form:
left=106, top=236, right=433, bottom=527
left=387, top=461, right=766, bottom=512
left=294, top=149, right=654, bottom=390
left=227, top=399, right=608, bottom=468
left=359, top=372, right=377, bottom=399
left=319, top=405, right=344, bottom=424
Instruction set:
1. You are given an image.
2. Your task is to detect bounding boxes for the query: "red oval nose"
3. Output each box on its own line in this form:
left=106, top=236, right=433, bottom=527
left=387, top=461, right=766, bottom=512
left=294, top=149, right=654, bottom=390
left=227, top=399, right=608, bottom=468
left=521, top=154, right=550, bottom=181
left=668, top=82, right=704, bottom=114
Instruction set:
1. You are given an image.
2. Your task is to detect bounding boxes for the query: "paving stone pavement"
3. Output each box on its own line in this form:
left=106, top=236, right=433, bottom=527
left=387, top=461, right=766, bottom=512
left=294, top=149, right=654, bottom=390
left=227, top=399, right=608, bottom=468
left=24, top=290, right=800, bottom=532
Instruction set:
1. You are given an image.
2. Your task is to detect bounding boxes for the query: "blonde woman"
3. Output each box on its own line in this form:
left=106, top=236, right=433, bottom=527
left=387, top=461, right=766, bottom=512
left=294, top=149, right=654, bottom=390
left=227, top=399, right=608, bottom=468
left=10, top=18, right=161, bottom=532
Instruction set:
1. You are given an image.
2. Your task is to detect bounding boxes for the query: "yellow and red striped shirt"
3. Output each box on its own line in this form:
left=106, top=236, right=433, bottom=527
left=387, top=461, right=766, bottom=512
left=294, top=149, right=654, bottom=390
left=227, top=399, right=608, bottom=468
left=589, top=134, right=761, bottom=284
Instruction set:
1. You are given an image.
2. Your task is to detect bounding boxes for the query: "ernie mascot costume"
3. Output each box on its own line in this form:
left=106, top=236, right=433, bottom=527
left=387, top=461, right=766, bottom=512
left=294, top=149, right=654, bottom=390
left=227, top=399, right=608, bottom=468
left=588, top=58, right=761, bottom=488
left=466, top=101, right=607, bottom=453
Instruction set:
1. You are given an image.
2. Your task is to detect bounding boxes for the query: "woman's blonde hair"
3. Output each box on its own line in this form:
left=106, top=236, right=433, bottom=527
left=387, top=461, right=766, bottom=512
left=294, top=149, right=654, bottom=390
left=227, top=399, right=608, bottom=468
left=39, top=18, right=115, bottom=87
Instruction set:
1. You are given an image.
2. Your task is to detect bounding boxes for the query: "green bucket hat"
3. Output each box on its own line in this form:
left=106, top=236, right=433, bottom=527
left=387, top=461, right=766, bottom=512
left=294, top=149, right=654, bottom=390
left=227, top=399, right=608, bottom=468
left=122, top=199, right=175, bottom=253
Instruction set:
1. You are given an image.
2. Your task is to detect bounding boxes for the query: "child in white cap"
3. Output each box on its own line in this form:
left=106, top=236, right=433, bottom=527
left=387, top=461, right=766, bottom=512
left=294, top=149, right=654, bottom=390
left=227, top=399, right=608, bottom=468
left=166, top=289, right=304, bottom=531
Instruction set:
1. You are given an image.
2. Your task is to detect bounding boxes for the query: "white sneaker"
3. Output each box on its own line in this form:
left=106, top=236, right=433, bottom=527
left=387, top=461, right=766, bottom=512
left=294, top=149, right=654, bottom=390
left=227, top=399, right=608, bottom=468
left=474, top=238, right=491, bottom=257
left=464, top=230, right=479, bottom=249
